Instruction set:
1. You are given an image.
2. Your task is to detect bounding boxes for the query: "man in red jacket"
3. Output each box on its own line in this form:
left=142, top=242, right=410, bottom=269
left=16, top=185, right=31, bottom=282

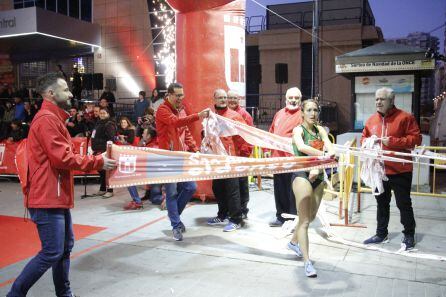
left=207, top=89, right=253, bottom=232
left=7, top=73, right=116, bottom=297
left=362, top=87, right=421, bottom=250
left=155, top=82, right=209, bottom=241
left=227, top=89, right=254, bottom=218
left=268, top=87, right=303, bottom=227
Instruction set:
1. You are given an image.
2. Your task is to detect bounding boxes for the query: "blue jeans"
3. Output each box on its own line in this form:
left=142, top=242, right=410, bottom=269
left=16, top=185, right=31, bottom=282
left=127, top=186, right=141, bottom=203
left=149, top=184, right=163, bottom=205
left=8, top=208, right=74, bottom=297
left=164, top=182, right=196, bottom=229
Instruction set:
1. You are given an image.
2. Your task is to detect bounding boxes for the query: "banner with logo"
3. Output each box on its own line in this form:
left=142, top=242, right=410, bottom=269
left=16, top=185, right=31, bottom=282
left=108, top=144, right=336, bottom=188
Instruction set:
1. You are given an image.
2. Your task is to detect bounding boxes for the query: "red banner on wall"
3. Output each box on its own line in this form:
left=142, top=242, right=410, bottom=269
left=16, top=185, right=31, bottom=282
left=0, top=138, right=98, bottom=176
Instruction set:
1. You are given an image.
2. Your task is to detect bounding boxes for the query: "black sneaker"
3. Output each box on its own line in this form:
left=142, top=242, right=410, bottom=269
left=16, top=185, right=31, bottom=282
left=179, top=222, right=186, bottom=233
left=363, top=234, right=389, bottom=244
left=402, top=235, right=415, bottom=250
left=172, top=228, right=183, bottom=241
left=241, top=212, right=248, bottom=220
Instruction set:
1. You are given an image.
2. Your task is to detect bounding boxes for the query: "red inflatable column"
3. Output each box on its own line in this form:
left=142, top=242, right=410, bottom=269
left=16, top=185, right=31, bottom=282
left=167, top=0, right=246, bottom=199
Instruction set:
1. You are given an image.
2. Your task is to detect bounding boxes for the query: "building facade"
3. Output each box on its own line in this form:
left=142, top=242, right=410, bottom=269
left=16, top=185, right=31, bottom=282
left=0, top=0, right=158, bottom=99
left=246, top=0, right=383, bottom=133
left=387, top=32, right=440, bottom=117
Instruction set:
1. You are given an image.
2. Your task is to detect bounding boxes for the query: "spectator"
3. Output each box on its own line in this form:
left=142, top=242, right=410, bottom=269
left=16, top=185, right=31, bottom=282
left=7, top=120, right=26, bottom=142
left=71, top=112, right=87, bottom=137
left=66, top=107, right=78, bottom=137
left=151, top=88, right=163, bottom=112
left=71, top=67, right=82, bottom=101
left=134, top=91, right=150, bottom=129
left=0, top=84, right=11, bottom=98
left=117, top=116, right=135, bottom=145
left=91, top=107, right=117, bottom=198
left=24, top=101, right=37, bottom=123
left=99, top=98, right=114, bottom=118
left=0, top=101, right=14, bottom=140
left=13, top=97, right=26, bottom=122
left=85, top=105, right=100, bottom=134
left=116, top=118, right=144, bottom=210
left=56, top=64, right=68, bottom=81
left=140, top=106, right=156, bottom=133
left=100, top=86, right=116, bottom=103
left=17, top=83, right=30, bottom=99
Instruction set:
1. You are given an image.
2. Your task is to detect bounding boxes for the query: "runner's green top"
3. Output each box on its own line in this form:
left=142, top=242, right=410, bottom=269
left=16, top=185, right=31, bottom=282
left=292, top=124, right=322, bottom=156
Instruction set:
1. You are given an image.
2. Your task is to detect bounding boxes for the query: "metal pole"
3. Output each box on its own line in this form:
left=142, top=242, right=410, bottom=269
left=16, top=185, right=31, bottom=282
left=311, top=0, right=319, bottom=98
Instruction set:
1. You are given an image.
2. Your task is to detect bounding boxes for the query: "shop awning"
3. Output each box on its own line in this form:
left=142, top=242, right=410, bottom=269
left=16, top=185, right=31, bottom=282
left=0, top=7, right=101, bottom=61
left=335, top=42, right=435, bottom=74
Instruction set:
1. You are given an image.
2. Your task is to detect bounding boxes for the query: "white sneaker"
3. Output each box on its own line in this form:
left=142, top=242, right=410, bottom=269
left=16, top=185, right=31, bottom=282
left=287, top=242, right=303, bottom=258
left=304, top=260, right=317, bottom=278
left=102, top=192, right=114, bottom=199
left=94, top=191, right=106, bottom=196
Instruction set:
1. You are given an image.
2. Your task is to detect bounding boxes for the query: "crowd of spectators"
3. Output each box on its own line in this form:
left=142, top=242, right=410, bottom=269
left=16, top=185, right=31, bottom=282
left=0, top=81, right=162, bottom=143
left=0, top=80, right=166, bottom=206
left=0, top=84, right=42, bottom=142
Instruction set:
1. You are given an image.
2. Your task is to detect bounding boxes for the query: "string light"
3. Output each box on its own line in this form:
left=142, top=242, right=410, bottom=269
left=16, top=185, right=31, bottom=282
left=152, top=0, right=176, bottom=86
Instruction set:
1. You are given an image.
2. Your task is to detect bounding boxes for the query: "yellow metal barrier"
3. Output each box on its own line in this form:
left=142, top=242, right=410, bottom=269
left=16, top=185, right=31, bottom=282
left=413, top=146, right=446, bottom=198
left=249, top=145, right=264, bottom=190
left=324, top=138, right=366, bottom=228
left=356, top=145, right=446, bottom=211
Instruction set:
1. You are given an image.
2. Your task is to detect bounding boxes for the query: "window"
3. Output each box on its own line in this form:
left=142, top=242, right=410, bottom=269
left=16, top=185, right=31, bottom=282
left=35, top=0, right=45, bottom=8
left=69, top=0, right=79, bottom=18
left=46, top=0, right=56, bottom=11
left=57, top=0, right=68, bottom=15
left=80, top=0, right=92, bottom=22
left=19, top=61, right=48, bottom=88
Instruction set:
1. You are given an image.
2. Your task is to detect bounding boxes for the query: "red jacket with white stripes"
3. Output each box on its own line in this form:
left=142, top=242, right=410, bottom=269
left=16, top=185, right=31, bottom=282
left=155, top=100, right=200, bottom=152
left=361, top=107, right=422, bottom=175
left=24, top=100, right=104, bottom=208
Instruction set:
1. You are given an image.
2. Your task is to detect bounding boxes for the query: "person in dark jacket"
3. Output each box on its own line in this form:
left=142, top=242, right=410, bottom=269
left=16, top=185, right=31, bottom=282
left=134, top=91, right=150, bottom=135
left=117, top=116, right=135, bottom=145
left=71, top=112, right=88, bottom=137
left=91, top=107, right=117, bottom=198
left=7, top=120, right=26, bottom=142
left=100, top=86, right=116, bottom=103
left=24, top=101, right=37, bottom=123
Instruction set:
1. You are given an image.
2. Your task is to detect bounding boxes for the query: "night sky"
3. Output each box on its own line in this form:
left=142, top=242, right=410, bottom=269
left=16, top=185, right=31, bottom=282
left=246, top=0, right=446, bottom=53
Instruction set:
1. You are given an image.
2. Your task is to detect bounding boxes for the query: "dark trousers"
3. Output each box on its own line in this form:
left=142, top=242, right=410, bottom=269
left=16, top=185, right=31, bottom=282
left=99, top=170, right=113, bottom=193
left=239, top=177, right=250, bottom=215
left=375, top=172, right=416, bottom=237
left=212, top=178, right=242, bottom=224
left=273, top=173, right=297, bottom=222
left=8, top=209, right=74, bottom=297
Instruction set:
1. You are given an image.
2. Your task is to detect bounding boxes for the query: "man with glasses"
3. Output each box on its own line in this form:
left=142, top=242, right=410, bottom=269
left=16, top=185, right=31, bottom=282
left=155, top=82, right=209, bottom=241
left=268, top=87, right=303, bottom=227
left=207, top=89, right=252, bottom=232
